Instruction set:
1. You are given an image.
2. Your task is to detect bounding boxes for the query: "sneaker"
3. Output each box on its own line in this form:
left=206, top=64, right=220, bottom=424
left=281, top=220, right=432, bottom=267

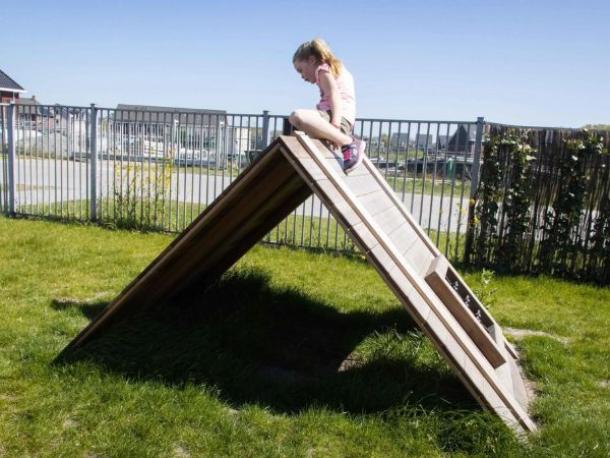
left=342, top=137, right=366, bottom=174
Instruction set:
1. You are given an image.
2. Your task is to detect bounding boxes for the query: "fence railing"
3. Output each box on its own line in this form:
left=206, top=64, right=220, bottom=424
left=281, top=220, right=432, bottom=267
left=0, top=104, right=7, bottom=215
left=3, top=102, right=607, bottom=283
left=0, top=103, right=484, bottom=262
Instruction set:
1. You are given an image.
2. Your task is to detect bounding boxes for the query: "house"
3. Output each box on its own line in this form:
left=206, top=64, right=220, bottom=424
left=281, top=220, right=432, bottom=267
left=390, top=132, right=410, bottom=150
left=15, top=95, right=42, bottom=121
left=412, top=133, right=433, bottom=148
left=114, top=103, right=226, bottom=144
left=389, top=132, right=438, bottom=152
left=114, top=104, right=226, bottom=125
left=447, top=124, right=476, bottom=154
left=436, top=134, right=449, bottom=150
left=112, top=104, right=234, bottom=163
left=0, top=68, right=25, bottom=103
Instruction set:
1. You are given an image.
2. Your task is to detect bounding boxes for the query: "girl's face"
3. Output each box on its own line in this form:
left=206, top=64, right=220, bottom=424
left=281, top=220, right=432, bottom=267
left=294, top=56, right=318, bottom=84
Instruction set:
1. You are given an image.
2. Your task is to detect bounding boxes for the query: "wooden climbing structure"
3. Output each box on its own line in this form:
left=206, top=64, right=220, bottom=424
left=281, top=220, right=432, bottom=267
left=62, top=132, right=536, bottom=434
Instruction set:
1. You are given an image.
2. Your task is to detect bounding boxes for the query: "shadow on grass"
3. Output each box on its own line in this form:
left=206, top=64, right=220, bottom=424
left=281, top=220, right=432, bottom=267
left=51, top=298, right=109, bottom=320
left=55, top=267, right=477, bottom=416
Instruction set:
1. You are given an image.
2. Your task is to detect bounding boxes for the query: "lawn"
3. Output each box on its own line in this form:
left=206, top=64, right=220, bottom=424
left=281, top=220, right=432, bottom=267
left=0, top=215, right=608, bottom=457
left=15, top=198, right=466, bottom=260
left=384, top=174, right=471, bottom=200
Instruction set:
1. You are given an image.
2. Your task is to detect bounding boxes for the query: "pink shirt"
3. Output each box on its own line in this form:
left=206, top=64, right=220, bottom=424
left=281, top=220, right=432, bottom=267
left=315, top=63, right=356, bottom=126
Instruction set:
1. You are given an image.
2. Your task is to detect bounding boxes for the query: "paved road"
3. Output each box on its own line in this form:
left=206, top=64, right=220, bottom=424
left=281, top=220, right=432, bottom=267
left=1, top=157, right=470, bottom=233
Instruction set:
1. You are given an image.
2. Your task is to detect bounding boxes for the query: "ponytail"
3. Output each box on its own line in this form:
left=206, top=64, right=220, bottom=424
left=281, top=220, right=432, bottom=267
left=293, top=38, right=342, bottom=77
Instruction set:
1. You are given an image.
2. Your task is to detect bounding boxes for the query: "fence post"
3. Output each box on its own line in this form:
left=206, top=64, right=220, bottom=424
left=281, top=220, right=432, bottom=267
left=470, top=116, right=485, bottom=197
left=464, top=116, right=485, bottom=264
left=89, top=103, right=98, bottom=222
left=261, top=110, right=270, bottom=148
left=6, top=103, right=16, bottom=216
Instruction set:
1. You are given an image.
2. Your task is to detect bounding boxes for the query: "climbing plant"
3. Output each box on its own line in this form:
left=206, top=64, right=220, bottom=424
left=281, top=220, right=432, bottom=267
left=469, top=131, right=503, bottom=266
left=465, top=125, right=610, bottom=284
left=538, top=137, right=588, bottom=275
left=495, top=135, right=535, bottom=270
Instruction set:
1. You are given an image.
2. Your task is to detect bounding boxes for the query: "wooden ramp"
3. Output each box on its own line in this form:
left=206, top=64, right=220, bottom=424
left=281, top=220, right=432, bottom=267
left=61, top=132, right=536, bottom=434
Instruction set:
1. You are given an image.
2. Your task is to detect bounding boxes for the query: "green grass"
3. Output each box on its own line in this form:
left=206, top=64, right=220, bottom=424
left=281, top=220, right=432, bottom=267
left=15, top=197, right=466, bottom=260
left=8, top=152, right=245, bottom=177
left=0, top=215, right=608, bottom=456
left=5, top=154, right=468, bottom=197
left=384, top=174, right=472, bottom=198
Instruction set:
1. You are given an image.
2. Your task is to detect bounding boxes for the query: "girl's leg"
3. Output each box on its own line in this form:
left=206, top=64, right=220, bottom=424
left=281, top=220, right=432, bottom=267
left=289, top=109, right=352, bottom=147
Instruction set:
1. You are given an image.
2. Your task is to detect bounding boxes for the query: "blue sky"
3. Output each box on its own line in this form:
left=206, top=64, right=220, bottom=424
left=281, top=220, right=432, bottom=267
left=1, top=0, right=608, bottom=127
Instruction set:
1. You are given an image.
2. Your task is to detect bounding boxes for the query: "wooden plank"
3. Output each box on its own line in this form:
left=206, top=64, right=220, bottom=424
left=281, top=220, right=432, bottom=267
left=356, top=188, right=390, bottom=214
left=280, top=136, right=330, bottom=181
left=403, top=240, right=436, bottom=277
left=362, top=155, right=441, bottom=256
left=372, top=205, right=405, bottom=235
left=342, top=173, right=382, bottom=198
left=425, top=256, right=506, bottom=368
left=386, top=221, right=420, bottom=256
left=495, top=344, right=515, bottom=398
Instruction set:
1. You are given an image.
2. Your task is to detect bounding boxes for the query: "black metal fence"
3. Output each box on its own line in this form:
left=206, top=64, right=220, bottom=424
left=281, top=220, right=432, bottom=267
left=4, top=102, right=607, bottom=283
left=0, top=103, right=481, bottom=262
left=0, top=104, right=8, bottom=215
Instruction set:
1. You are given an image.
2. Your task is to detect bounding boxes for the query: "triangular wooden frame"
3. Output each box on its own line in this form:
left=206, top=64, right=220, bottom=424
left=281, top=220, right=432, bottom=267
left=61, top=132, right=536, bottom=434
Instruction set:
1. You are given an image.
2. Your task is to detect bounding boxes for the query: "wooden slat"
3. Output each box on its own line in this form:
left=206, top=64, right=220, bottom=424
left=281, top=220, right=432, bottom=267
left=425, top=256, right=506, bottom=368
left=386, top=221, right=419, bottom=255
left=372, top=205, right=405, bottom=235
left=403, top=241, right=436, bottom=277
left=356, top=188, right=390, bottom=214
left=343, top=173, right=383, bottom=198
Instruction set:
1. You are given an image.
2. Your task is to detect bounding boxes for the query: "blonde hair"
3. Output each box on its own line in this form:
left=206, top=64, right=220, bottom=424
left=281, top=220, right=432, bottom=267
left=293, top=38, right=342, bottom=77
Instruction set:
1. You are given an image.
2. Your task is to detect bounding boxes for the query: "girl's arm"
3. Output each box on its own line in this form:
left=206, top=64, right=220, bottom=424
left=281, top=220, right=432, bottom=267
left=318, top=71, right=343, bottom=129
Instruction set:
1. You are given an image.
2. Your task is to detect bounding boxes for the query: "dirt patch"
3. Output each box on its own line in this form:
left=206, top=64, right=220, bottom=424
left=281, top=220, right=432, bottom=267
left=62, top=418, right=79, bottom=429
left=337, top=353, right=364, bottom=372
left=504, top=327, right=569, bottom=344
left=173, top=445, right=191, bottom=458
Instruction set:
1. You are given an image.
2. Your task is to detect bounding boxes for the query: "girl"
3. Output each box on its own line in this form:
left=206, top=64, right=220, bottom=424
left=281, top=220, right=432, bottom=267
left=289, top=38, right=366, bottom=173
